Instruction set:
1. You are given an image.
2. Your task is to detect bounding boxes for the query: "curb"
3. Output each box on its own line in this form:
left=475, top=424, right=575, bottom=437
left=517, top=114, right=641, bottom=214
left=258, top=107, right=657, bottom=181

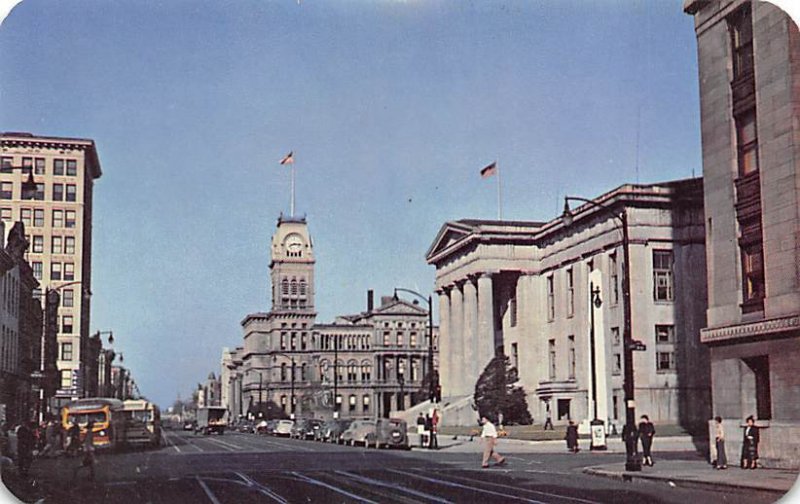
left=582, top=466, right=792, bottom=495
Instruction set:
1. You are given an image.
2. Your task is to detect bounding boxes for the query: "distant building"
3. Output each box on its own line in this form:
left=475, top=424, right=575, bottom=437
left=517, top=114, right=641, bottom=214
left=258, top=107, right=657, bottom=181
left=228, top=215, right=437, bottom=422
left=684, top=0, right=800, bottom=468
left=426, top=179, right=711, bottom=429
left=0, top=132, right=102, bottom=405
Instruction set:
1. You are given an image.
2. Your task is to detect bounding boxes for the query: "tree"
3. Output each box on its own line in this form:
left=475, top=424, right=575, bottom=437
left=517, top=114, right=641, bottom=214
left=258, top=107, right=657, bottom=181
left=474, top=354, right=533, bottom=425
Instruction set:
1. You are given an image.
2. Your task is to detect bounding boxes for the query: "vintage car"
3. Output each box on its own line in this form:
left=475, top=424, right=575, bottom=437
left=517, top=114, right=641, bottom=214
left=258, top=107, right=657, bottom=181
left=341, top=420, right=377, bottom=447
left=375, top=418, right=409, bottom=449
left=273, top=419, right=294, bottom=437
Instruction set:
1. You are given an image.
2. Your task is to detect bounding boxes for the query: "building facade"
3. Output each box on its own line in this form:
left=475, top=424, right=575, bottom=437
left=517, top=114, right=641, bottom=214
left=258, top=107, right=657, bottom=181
left=228, top=215, right=437, bottom=422
left=684, top=0, right=800, bottom=468
left=0, top=133, right=102, bottom=405
left=427, top=179, right=711, bottom=429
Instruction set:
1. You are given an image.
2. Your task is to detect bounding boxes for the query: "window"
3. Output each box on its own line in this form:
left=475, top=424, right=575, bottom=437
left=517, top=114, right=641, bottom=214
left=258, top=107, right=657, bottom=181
left=349, top=395, right=357, bottom=412
left=652, top=250, right=674, bottom=301
left=290, top=332, right=297, bottom=350
left=613, top=353, right=621, bottom=375
left=363, top=395, right=370, bottom=413
left=34, top=158, right=45, bottom=175
left=51, top=236, right=62, bottom=254
left=511, top=342, right=519, bottom=371
left=280, top=363, right=287, bottom=381
left=65, top=210, right=76, bottom=228
left=656, top=352, right=675, bottom=372
left=64, top=263, right=75, bottom=281
left=409, top=332, right=417, bottom=347
left=729, top=4, right=754, bottom=80
left=0, top=208, right=11, bottom=222
left=610, top=253, right=620, bottom=304
left=566, top=268, right=574, bottom=317
left=547, top=275, right=555, bottom=320
left=54, top=159, right=65, bottom=175
left=655, top=325, right=674, bottom=344
left=62, top=315, right=73, bottom=334
left=31, top=262, right=42, bottom=280
left=52, top=184, right=64, bottom=201
left=21, top=157, right=32, bottom=174
left=60, top=369, right=72, bottom=389
left=32, top=235, right=43, bottom=253
left=52, top=210, right=63, bottom=228
left=64, top=236, right=75, bottom=254
left=65, top=184, right=76, bottom=202
left=383, top=331, right=390, bottom=346
left=34, top=183, right=44, bottom=201
left=361, top=363, right=372, bottom=381
left=612, top=327, right=621, bottom=346
left=20, top=208, right=31, bottom=227
left=0, top=182, right=12, bottom=200
left=61, top=342, right=73, bottom=361
left=66, top=160, right=77, bottom=176
left=0, top=157, right=12, bottom=173
left=742, top=244, right=765, bottom=306
left=51, top=262, right=62, bottom=281
left=548, top=339, right=556, bottom=380
left=280, top=332, right=287, bottom=350
left=33, top=209, right=44, bottom=227
left=348, top=362, right=358, bottom=382
left=736, top=110, right=759, bottom=175
left=568, top=335, right=576, bottom=379
left=397, top=332, right=404, bottom=347
left=62, top=289, right=74, bottom=308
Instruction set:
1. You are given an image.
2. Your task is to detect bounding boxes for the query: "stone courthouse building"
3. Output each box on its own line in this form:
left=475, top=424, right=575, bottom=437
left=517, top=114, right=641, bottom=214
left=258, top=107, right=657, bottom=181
left=427, top=179, right=711, bottom=430
left=684, top=0, right=800, bottom=467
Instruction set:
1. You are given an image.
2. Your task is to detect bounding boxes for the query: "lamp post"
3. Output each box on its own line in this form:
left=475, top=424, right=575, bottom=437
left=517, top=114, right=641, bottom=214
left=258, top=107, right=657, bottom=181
left=333, top=335, right=339, bottom=419
left=0, top=164, right=38, bottom=200
left=46, top=280, right=91, bottom=400
left=272, top=352, right=296, bottom=419
left=93, top=330, right=115, bottom=397
left=562, top=196, right=641, bottom=471
left=393, top=288, right=437, bottom=404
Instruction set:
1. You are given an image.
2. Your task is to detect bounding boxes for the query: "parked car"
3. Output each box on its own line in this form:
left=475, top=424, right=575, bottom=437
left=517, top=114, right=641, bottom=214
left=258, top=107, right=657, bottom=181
left=265, top=419, right=278, bottom=435
left=375, top=418, right=409, bottom=449
left=273, top=419, right=294, bottom=437
left=183, top=421, right=195, bottom=431
left=298, top=419, right=324, bottom=440
left=341, top=420, right=377, bottom=447
left=319, top=419, right=352, bottom=443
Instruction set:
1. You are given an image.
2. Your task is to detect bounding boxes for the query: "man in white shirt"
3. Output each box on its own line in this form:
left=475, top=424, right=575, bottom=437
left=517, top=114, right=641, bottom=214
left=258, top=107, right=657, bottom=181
left=480, top=416, right=507, bottom=468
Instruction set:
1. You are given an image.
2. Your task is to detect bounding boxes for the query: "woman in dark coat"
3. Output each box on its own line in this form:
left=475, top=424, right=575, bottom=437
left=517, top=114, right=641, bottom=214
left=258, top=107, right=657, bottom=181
left=741, top=416, right=760, bottom=469
left=565, top=420, right=579, bottom=453
left=638, top=415, right=656, bottom=466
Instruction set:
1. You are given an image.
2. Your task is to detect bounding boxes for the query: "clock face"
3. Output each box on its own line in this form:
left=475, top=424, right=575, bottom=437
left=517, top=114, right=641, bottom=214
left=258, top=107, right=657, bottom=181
left=285, top=233, right=304, bottom=253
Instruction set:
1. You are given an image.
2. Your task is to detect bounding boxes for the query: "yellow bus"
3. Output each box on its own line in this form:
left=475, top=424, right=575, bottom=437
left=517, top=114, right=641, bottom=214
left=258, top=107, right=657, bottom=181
left=61, top=398, right=126, bottom=450
left=122, top=399, right=161, bottom=448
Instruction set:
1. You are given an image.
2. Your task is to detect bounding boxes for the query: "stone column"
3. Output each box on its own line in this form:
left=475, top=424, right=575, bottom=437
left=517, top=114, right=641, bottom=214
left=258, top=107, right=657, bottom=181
left=449, top=282, right=465, bottom=396
left=437, top=289, right=451, bottom=400
left=463, top=278, right=479, bottom=395
left=477, top=272, right=495, bottom=377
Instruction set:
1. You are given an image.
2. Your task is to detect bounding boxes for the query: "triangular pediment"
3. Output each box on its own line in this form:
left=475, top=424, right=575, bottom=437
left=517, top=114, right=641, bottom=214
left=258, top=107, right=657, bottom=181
left=373, top=298, right=427, bottom=315
left=425, top=221, right=476, bottom=260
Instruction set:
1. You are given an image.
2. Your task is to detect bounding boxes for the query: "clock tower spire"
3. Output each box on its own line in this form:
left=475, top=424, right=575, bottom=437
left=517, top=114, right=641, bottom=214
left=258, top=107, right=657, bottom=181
left=269, top=214, right=315, bottom=312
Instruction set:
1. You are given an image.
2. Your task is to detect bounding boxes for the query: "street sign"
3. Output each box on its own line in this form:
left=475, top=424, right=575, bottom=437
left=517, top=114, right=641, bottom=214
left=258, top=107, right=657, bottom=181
left=628, top=340, right=647, bottom=351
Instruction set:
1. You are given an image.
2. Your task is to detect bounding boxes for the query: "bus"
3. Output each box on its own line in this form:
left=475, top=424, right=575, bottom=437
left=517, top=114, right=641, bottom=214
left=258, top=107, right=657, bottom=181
left=122, top=399, right=161, bottom=447
left=61, top=398, right=126, bottom=450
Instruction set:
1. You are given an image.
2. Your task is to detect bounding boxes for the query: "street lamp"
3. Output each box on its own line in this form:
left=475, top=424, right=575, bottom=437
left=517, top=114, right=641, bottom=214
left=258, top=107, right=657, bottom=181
left=333, top=335, right=339, bottom=419
left=562, top=196, right=642, bottom=471
left=272, top=352, right=296, bottom=419
left=393, top=288, right=437, bottom=404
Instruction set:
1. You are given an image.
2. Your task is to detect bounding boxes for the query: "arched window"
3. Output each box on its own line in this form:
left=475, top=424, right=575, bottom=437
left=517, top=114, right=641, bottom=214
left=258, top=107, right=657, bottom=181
left=290, top=279, right=298, bottom=295
left=319, top=360, right=330, bottom=382
left=361, top=362, right=372, bottom=382
left=299, top=279, right=307, bottom=296
left=301, top=363, right=307, bottom=381
left=336, top=360, right=344, bottom=381
left=347, top=361, right=358, bottom=382
left=280, top=363, right=287, bottom=381
left=349, top=395, right=357, bottom=412
left=281, top=278, right=289, bottom=295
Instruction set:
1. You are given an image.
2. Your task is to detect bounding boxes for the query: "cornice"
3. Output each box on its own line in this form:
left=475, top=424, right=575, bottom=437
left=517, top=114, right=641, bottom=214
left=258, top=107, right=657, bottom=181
left=701, top=314, right=800, bottom=344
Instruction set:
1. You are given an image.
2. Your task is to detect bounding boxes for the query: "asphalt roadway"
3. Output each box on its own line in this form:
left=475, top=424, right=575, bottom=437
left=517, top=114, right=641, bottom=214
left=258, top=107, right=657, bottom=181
left=1, top=430, right=785, bottom=504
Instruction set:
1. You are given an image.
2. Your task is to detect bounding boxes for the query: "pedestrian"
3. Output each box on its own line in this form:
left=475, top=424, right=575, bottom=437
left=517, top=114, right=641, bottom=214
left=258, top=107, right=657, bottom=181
left=543, top=403, right=554, bottom=431
left=416, top=413, right=426, bottom=448
left=741, top=415, right=759, bottom=469
left=66, top=421, right=81, bottom=457
left=39, top=418, right=59, bottom=458
left=424, top=414, right=433, bottom=449
left=565, top=420, right=579, bottom=453
left=16, top=421, right=34, bottom=478
left=73, top=420, right=96, bottom=481
left=479, top=416, right=506, bottom=468
left=429, top=409, right=439, bottom=450
left=638, top=415, right=656, bottom=466
left=714, top=416, right=728, bottom=470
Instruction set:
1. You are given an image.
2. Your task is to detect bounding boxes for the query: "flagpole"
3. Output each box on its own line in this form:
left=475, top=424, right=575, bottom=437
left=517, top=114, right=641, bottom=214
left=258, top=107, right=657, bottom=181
left=497, top=161, right=503, bottom=220
left=290, top=163, right=296, bottom=218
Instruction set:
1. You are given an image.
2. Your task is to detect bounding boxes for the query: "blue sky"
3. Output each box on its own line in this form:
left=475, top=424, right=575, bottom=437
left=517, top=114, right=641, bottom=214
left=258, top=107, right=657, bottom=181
left=0, top=0, right=708, bottom=407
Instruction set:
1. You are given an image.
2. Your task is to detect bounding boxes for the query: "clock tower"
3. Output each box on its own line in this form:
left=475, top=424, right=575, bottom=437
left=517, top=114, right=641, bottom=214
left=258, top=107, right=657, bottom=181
left=269, top=215, right=315, bottom=312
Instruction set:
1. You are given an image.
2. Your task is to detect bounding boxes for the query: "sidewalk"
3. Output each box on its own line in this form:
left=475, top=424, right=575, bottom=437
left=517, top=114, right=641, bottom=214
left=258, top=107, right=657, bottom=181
left=583, top=459, right=800, bottom=495
left=423, top=434, right=703, bottom=454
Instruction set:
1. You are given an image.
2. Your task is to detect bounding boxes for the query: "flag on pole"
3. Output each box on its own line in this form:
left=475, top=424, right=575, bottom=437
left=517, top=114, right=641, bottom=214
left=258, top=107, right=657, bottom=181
left=279, top=151, right=294, bottom=165
left=480, top=162, right=497, bottom=178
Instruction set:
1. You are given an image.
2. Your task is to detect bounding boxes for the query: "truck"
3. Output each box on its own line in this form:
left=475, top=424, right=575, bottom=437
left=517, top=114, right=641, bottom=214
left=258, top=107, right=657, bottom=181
left=195, top=406, right=227, bottom=435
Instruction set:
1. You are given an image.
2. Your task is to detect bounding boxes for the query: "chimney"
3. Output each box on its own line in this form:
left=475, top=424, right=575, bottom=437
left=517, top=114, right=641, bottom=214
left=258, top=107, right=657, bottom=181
left=367, top=290, right=374, bottom=312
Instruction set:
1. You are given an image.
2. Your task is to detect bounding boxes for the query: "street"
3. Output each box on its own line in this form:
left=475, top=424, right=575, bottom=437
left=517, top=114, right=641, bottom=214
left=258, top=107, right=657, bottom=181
left=3, top=430, right=784, bottom=504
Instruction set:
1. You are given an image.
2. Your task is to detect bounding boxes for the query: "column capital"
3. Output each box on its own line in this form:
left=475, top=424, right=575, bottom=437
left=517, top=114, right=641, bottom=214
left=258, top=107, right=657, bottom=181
left=478, top=270, right=499, bottom=279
